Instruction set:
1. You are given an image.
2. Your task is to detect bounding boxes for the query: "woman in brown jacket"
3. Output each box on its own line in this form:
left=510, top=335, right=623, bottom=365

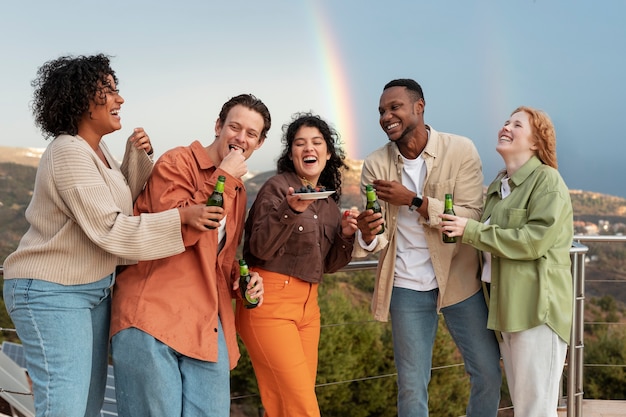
left=237, top=112, right=357, bottom=417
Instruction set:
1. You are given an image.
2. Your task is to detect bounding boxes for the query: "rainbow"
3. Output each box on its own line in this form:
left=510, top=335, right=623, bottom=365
left=308, top=2, right=359, bottom=160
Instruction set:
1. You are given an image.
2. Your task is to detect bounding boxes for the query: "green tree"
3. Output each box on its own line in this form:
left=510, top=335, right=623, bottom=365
left=583, top=326, right=626, bottom=399
left=316, top=276, right=397, bottom=417
left=230, top=334, right=263, bottom=416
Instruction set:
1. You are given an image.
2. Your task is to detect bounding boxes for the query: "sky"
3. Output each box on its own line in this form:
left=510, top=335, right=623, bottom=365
left=1, top=0, right=625, bottom=198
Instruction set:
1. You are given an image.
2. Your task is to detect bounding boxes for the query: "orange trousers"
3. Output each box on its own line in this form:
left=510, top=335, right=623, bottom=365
left=236, top=267, right=321, bottom=417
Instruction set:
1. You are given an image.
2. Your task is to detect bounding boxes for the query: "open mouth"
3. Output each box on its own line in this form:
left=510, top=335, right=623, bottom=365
left=229, top=144, right=244, bottom=152
left=386, top=122, right=399, bottom=131
left=303, top=156, right=318, bottom=165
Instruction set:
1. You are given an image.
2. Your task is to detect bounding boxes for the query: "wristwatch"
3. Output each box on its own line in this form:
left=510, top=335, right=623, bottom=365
left=409, top=195, right=423, bottom=211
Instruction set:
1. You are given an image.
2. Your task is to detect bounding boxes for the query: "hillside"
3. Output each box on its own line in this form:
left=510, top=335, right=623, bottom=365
left=2, top=158, right=626, bottom=260
left=3, top=143, right=626, bottom=216
left=2, top=157, right=626, bottom=306
left=0, top=163, right=35, bottom=260
left=0, top=146, right=44, bottom=168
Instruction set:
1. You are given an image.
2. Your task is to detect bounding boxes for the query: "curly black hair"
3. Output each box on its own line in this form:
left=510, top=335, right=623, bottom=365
left=30, top=54, right=117, bottom=138
left=276, top=112, right=348, bottom=203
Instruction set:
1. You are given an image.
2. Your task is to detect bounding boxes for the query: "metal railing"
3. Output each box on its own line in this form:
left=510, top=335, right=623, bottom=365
left=2, top=236, right=626, bottom=417
left=567, top=240, right=588, bottom=417
left=568, top=235, right=626, bottom=417
left=340, top=242, right=593, bottom=417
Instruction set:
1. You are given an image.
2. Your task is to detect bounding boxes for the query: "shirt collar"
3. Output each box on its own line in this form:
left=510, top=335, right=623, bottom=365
left=390, top=125, right=435, bottom=162
left=509, top=155, right=542, bottom=187
left=189, top=140, right=216, bottom=170
left=486, top=155, right=543, bottom=197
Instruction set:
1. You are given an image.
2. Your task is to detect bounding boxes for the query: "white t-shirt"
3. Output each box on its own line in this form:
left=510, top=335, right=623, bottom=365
left=393, top=154, right=437, bottom=291
left=217, top=216, right=227, bottom=253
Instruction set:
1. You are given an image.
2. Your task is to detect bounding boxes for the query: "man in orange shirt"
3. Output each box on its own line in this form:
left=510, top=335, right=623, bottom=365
left=110, top=94, right=271, bottom=417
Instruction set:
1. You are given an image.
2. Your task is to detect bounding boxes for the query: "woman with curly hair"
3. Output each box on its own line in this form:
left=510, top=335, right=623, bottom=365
left=237, top=113, right=358, bottom=416
left=2, top=54, right=215, bottom=417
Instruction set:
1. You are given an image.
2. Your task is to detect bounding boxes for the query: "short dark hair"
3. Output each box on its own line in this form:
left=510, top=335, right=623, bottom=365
left=218, top=94, right=271, bottom=139
left=31, top=54, right=117, bottom=138
left=383, top=78, right=424, bottom=103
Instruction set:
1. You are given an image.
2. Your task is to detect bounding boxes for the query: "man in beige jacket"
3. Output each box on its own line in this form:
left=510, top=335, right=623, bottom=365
left=354, top=78, right=501, bottom=417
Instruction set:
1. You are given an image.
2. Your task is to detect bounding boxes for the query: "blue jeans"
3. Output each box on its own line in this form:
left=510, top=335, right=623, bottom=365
left=389, top=287, right=501, bottom=417
left=3, top=275, right=113, bottom=417
left=111, top=323, right=230, bottom=417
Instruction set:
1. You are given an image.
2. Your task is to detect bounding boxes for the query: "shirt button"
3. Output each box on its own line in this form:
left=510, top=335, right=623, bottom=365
left=298, top=226, right=304, bottom=231
left=313, top=214, right=318, bottom=219
left=284, top=214, right=289, bottom=219
left=214, top=328, right=218, bottom=332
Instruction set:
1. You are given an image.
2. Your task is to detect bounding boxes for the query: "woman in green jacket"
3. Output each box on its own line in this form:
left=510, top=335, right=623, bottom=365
left=440, top=106, right=573, bottom=417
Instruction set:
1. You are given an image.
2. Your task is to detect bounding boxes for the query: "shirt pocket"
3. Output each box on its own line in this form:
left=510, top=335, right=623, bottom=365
left=424, top=179, right=455, bottom=200
left=505, top=208, right=527, bottom=229
left=282, top=222, right=317, bottom=256
left=323, top=223, right=337, bottom=241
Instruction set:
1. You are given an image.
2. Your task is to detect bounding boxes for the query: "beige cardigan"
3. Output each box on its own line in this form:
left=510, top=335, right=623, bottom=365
left=3, top=134, right=184, bottom=285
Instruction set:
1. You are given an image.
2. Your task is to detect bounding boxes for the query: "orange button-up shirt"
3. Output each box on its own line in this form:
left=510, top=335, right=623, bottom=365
left=111, top=141, right=245, bottom=368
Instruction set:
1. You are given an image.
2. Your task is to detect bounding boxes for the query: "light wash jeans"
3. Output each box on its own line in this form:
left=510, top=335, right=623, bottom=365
left=3, top=275, right=113, bottom=417
left=389, top=287, right=502, bottom=417
left=111, top=323, right=230, bottom=417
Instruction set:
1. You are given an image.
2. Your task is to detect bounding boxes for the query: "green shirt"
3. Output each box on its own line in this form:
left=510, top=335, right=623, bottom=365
left=463, top=156, right=574, bottom=343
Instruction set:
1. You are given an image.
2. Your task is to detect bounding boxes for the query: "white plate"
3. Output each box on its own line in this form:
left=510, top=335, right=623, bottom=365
left=294, top=190, right=335, bottom=200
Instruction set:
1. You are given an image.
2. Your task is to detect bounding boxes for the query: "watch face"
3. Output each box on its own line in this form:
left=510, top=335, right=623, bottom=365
left=409, top=196, right=422, bottom=211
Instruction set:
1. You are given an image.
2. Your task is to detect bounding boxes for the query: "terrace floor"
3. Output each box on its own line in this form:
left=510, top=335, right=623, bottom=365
left=557, top=400, right=626, bottom=417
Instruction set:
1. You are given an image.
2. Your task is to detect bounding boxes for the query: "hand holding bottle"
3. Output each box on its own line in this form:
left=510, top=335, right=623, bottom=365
left=355, top=210, right=383, bottom=243
left=442, top=194, right=457, bottom=243
left=205, top=176, right=226, bottom=229
left=234, top=260, right=264, bottom=308
left=439, top=212, right=469, bottom=241
left=177, top=205, right=225, bottom=231
left=365, top=184, right=385, bottom=235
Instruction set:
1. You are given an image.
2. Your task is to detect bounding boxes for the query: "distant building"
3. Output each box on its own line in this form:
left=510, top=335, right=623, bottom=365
left=584, top=223, right=600, bottom=235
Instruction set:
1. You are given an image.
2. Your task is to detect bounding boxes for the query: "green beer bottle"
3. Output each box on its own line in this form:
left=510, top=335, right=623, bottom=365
left=365, top=184, right=384, bottom=235
left=442, top=193, right=456, bottom=243
left=206, top=175, right=226, bottom=229
left=239, top=259, right=259, bottom=309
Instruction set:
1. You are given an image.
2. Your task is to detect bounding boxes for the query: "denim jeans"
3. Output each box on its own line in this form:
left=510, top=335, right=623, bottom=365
left=389, top=287, right=502, bottom=417
left=3, top=275, right=113, bottom=417
left=111, top=323, right=230, bottom=417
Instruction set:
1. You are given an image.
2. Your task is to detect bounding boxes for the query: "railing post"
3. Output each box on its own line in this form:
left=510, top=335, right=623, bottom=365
left=567, top=243, right=587, bottom=417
